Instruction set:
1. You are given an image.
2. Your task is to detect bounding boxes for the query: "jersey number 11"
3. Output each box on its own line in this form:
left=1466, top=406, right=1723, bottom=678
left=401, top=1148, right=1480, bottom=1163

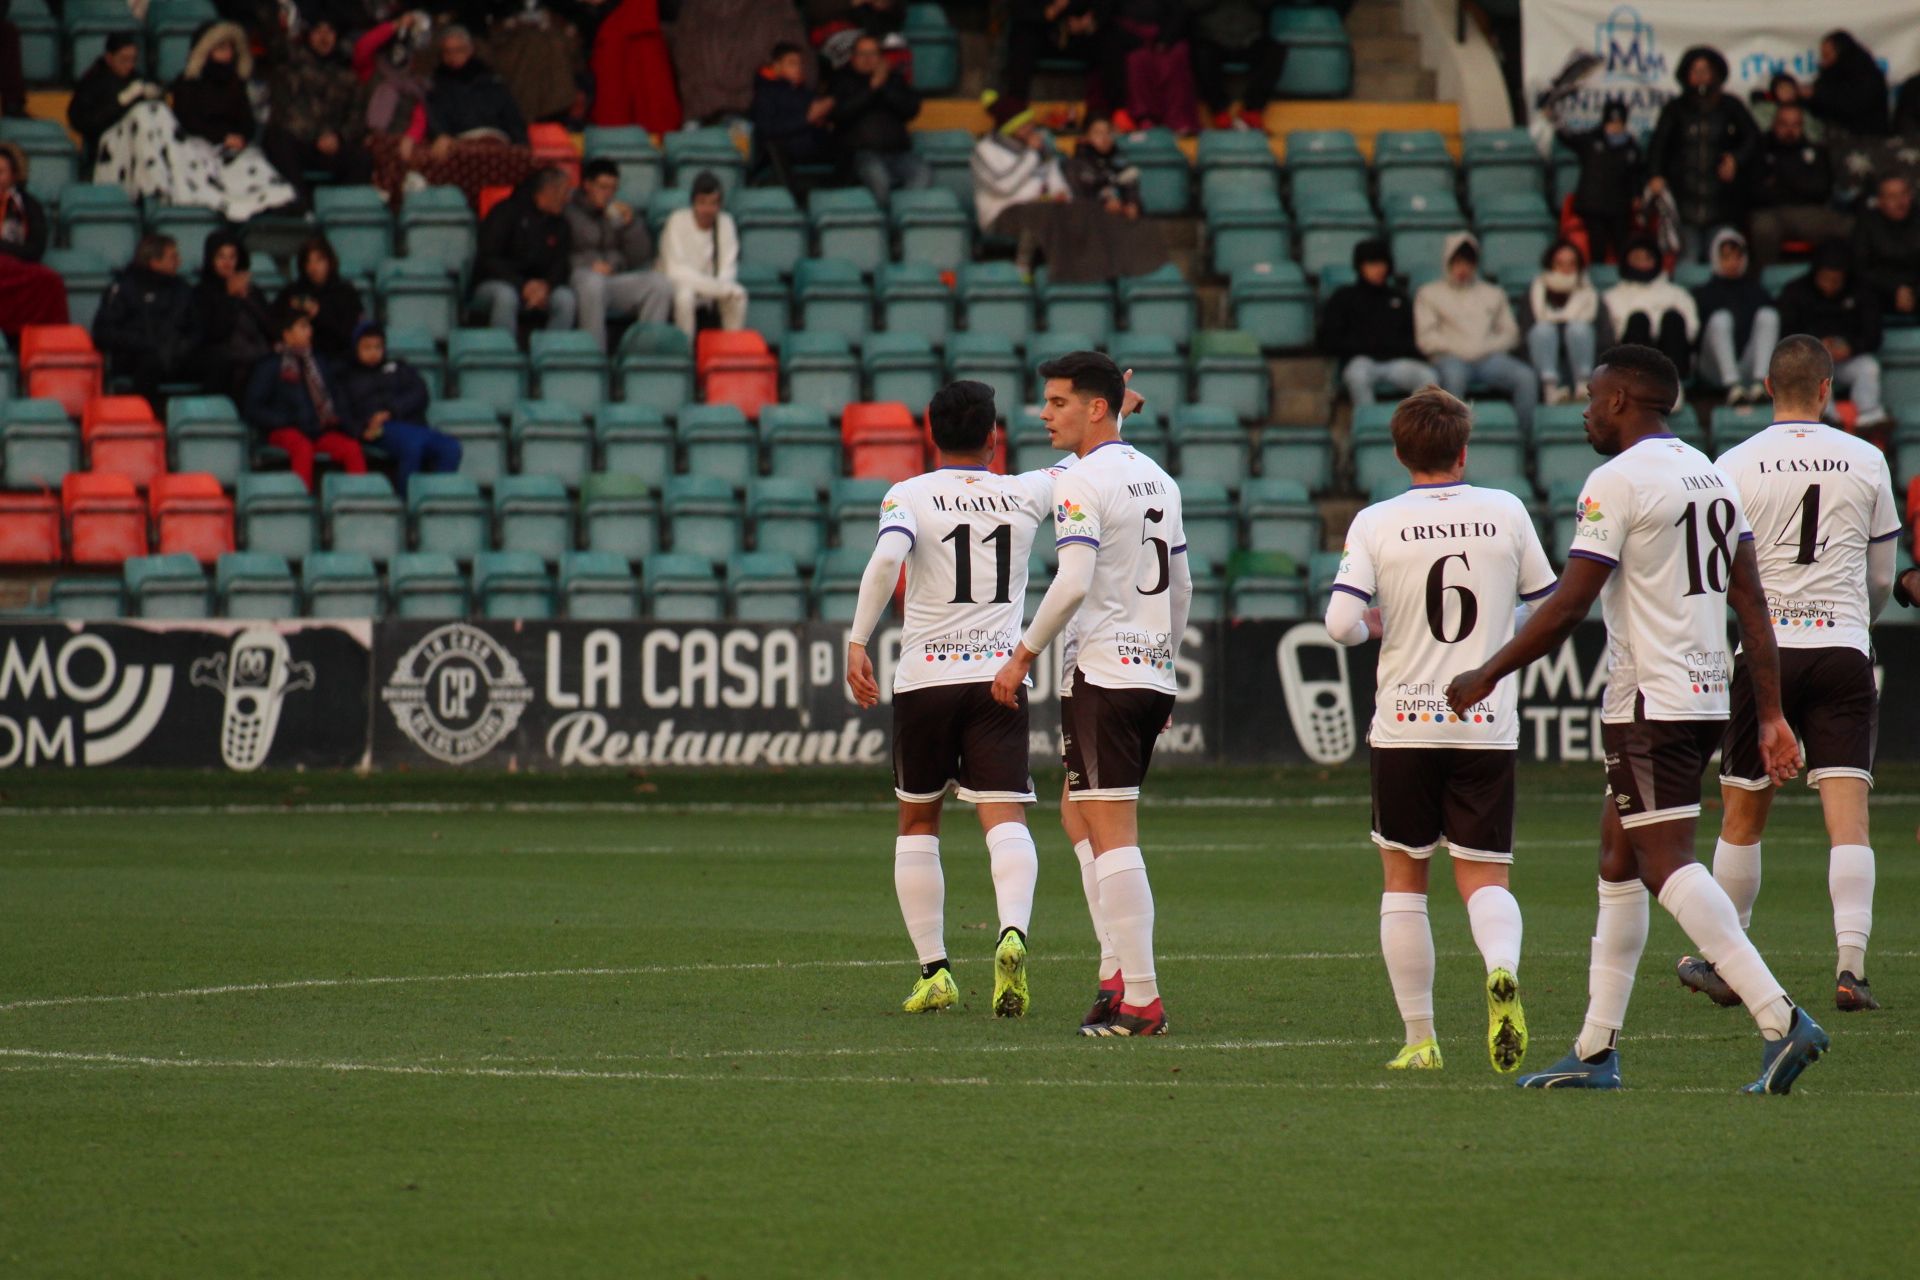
left=944, top=524, right=1013, bottom=604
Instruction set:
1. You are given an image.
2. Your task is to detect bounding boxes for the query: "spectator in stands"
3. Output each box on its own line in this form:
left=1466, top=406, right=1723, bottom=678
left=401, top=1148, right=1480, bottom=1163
left=1557, top=100, right=1641, bottom=266
left=264, top=19, right=374, bottom=205
left=273, top=237, right=366, bottom=361
left=1065, top=114, right=1141, bottom=217
left=0, top=0, right=26, bottom=121
left=673, top=0, right=810, bottom=125
left=1603, top=236, right=1698, bottom=379
left=1649, top=46, right=1757, bottom=262
left=1321, top=239, right=1434, bottom=409
left=0, top=142, right=68, bottom=342
left=1525, top=239, right=1598, bottom=405
left=1852, top=174, right=1920, bottom=322
left=1414, top=233, right=1538, bottom=430
left=69, top=35, right=164, bottom=177
left=172, top=22, right=260, bottom=154
left=1692, top=230, right=1779, bottom=404
left=1748, top=103, right=1851, bottom=267
left=489, top=4, right=586, bottom=130
left=588, top=0, right=681, bottom=131
left=1002, top=1, right=1129, bottom=118
left=1809, top=30, right=1889, bottom=138
left=567, top=157, right=673, bottom=350
left=364, top=23, right=539, bottom=205
left=355, top=10, right=434, bottom=144
left=657, top=169, right=746, bottom=336
left=1749, top=73, right=1820, bottom=141
left=244, top=307, right=369, bottom=493
left=829, top=33, right=930, bottom=206
left=1777, top=241, right=1888, bottom=428
left=93, top=234, right=200, bottom=401
left=475, top=166, right=578, bottom=336
left=194, top=228, right=275, bottom=401
left=1188, top=0, right=1282, bottom=131
left=1115, top=1, right=1197, bottom=135
left=427, top=26, right=528, bottom=145
left=340, top=322, right=464, bottom=492
left=751, top=41, right=833, bottom=194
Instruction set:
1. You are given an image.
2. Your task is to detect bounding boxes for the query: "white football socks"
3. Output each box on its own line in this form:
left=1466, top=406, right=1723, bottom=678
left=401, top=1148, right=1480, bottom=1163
left=984, top=822, right=1038, bottom=938
left=1710, top=838, right=1763, bottom=928
left=893, top=835, right=945, bottom=966
left=1575, top=877, right=1648, bottom=1060
left=1095, top=846, right=1158, bottom=1005
left=1658, top=862, right=1792, bottom=1039
left=1073, top=838, right=1121, bottom=980
left=1830, top=843, right=1875, bottom=977
left=1465, top=884, right=1523, bottom=976
left=1379, top=892, right=1436, bottom=1044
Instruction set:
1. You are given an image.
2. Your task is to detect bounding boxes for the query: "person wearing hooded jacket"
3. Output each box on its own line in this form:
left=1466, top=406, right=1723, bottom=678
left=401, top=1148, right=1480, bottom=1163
left=1413, top=233, right=1538, bottom=431
left=1648, top=45, right=1758, bottom=263
left=338, top=322, right=463, bottom=492
left=1692, top=229, right=1778, bottom=403
left=1525, top=239, right=1598, bottom=404
left=92, top=233, right=200, bottom=400
left=1556, top=99, right=1641, bottom=266
left=1319, top=238, right=1433, bottom=408
left=193, top=227, right=275, bottom=400
left=273, top=236, right=366, bottom=360
left=1777, top=241, right=1889, bottom=429
left=243, top=307, right=369, bottom=493
left=1809, top=30, right=1888, bottom=138
left=1602, top=236, right=1698, bottom=379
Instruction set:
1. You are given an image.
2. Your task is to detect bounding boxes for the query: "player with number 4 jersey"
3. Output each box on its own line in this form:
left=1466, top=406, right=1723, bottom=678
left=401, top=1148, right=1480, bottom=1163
left=1326, top=387, right=1553, bottom=1075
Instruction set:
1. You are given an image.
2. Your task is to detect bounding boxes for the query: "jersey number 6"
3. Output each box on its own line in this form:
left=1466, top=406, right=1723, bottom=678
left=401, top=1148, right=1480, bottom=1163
left=1425, top=552, right=1479, bottom=644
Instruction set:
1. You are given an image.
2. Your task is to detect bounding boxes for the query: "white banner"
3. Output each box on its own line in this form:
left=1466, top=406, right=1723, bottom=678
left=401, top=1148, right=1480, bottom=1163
left=1522, top=1, right=1920, bottom=135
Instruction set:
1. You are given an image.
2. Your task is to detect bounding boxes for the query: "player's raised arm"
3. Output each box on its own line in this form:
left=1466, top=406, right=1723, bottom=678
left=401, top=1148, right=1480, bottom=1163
left=1725, top=540, right=1801, bottom=784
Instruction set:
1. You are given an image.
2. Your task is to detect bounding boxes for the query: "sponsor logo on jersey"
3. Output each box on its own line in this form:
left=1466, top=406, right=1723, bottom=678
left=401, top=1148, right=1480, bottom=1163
left=1771, top=596, right=1839, bottom=629
left=1684, top=647, right=1730, bottom=694
left=880, top=498, right=901, bottom=516
left=1056, top=499, right=1087, bottom=525
left=1575, top=495, right=1609, bottom=542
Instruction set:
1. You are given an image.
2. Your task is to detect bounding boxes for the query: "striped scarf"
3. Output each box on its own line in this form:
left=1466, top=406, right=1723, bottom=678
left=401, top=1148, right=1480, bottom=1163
left=282, top=345, right=339, bottom=429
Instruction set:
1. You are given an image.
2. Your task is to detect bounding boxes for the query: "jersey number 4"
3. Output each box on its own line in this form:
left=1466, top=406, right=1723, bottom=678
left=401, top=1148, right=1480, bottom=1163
left=943, top=524, right=1013, bottom=604
left=1675, top=497, right=1736, bottom=595
left=1775, top=484, right=1828, bottom=565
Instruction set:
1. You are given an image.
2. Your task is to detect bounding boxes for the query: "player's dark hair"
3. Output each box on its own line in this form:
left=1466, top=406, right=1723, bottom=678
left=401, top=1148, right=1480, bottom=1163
left=1035, top=350, right=1125, bottom=422
left=1768, top=334, right=1834, bottom=405
left=1390, top=385, right=1473, bottom=473
left=1596, top=343, right=1680, bottom=414
left=583, top=157, right=618, bottom=182
left=927, top=380, right=997, bottom=453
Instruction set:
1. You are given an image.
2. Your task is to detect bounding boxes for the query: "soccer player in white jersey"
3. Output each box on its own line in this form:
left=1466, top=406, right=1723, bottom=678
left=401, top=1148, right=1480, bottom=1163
left=1325, top=387, right=1557, bottom=1075
left=1446, top=343, right=1830, bottom=1094
left=1675, top=335, right=1902, bottom=1014
left=992, top=351, right=1192, bottom=1038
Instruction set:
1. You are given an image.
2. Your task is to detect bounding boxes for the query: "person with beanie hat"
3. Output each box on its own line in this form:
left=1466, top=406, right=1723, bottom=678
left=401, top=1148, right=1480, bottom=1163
left=1320, top=238, right=1435, bottom=407
left=1692, top=229, right=1779, bottom=403
left=1554, top=98, right=1643, bottom=266
left=1603, top=236, right=1698, bottom=379
left=1414, top=233, right=1538, bottom=431
left=338, top=321, right=464, bottom=492
left=1525, top=238, right=1599, bottom=403
left=1776, top=240, right=1889, bottom=428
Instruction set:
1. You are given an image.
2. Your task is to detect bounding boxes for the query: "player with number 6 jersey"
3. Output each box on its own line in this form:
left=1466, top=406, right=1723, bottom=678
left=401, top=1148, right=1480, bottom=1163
left=1326, top=387, right=1553, bottom=1076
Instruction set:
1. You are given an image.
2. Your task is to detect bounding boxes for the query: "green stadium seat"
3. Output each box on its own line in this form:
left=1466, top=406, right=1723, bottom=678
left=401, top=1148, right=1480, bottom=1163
left=1118, top=264, right=1196, bottom=349
left=1350, top=403, right=1402, bottom=493
left=748, top=476, right=826, bottom=569
left=165, top=395, right=247, bottom=487
left=1, top=117, right=77, bottom=200
left=1227, top=549, right=1307, bottom=619
left=761, top=404, right=840, bottom=492
left=449, top=328, right=529, bottom=403
left=473, top=550, right=554, bottom=619
left=890, top=187, right=971, bottom=272
left=1229, top=262, right=1314, bottom=352
left=399, top=186, right=478, bottom=283
left=946, top=332, right=1024, bottom=421
left=902, top=3, right=958, bottom=92
left=237, top=472, right=317, bottom=561
left=959, top=262, right=1035, bottom=346
left=727, top=550, right=806, bottom=622
left=1373, top=129, right=1455, bottom=199
left=644, top=184, right=692, bottom=236
left=323, top=472, right=405, bottom=562
left=784, top=331, right=860, bottom=420
left=1283, top=130, right=1368, bottom=200
left=644, top=551, right=725, bottom=620
left=383, top=326, right=444, bottom=398
left=810, top=547, right=866, bottom=621
left=560, top=549, right=640, bottom=619
left=1256, top=424, right=1335, bottom=494
left=1114, top=403, right=1170, bottom=470
left=313, top=186, right=394, bottom=273
left=216, top=550, right=297, bottom=618
left=580, top=473, right=659, bottom=561
left=302, top=551, right=382, bottom=617
left=1528, top=404, right=1592, bottom=494
left=862, top=332, right=940, bottom=414
left=511, top=399, right=595, bottom=487
left=494, top=474, right=573, bottom=561
left=408, top=473, right=490, bottom=560
left=1306, top=548, right=1344, bottom=613
left=794, top=257, right=871, bottom=345
left=377, top=258, right=459, bottom=343
left=1479, top=225, right=1557, bottom=288
left=910, top=129, right=979, bottom=209
left=1180, top=480, right=1237, bottom=574
left=1207, top=189, right=1292, bottom=277
left=663, top=126, right=745, bottom=193
left=1026, top=332, right=1098, bottom=403
left=1104, top=334, right=1180, bottom=416
left=2, top=398, right=78, bottom=489
left=1115, top=127, right=1190, bottom=215
left=1037, top=274, right=1116, bottom=347
left=615, top=323, right=695, bottom=420
left=1296, top=196, right=1381, bottom=279
left=1271, top=7, right=1352, bottom=99
left=424, top=399, right=507, bottom=488
left=1710, top=403, right=1774, bottom=453
left=877, top=261, right=954, bottom=348
left=809, top=187, right=887, bottom=275
left=1006, top=407, right=1054, bottom=474
left=737, top=263, right=790, bottom=346
left=830, top=477, right=890, bottom=550
left=40, top=248, right=111, bottom=331
left=1240, top=478, right=1319, bottom=563
left=596, top=404, right=674, bottom=479
left=582, top=127, right=662, bottom=205
left=125, top=551, right=209, bottom=618
left=10, top=0, right=57, bottom=83
left=58, top=184, right=140, bottom=265
left=1190, top=330, right=1270, bottom=422
left=1463, top=129, right=1546, bottom=208
left=735, top=187, right=809, bottom=271
left=52, top=575, right=124, bottom=619
left=1169, top=403, right=1248, bottom=491
left=678, top=403, right=759, bottom=486
left=390, top=552, right=468, bottom=617
left=530, top=330, right=610, bottom=416
left=664, top=474, right=743, bottom=564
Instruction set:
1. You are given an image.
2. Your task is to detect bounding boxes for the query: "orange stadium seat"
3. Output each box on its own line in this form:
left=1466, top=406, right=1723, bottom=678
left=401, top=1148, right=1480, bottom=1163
left=62, top=472, right=147, bottom=565
left=528, top=123, right=581, bottom=183
left=149, top=472, right=236, bottom=562
left=0, top=492, right=62, bottom=564
left=697, top=330, right=779, bottom=421
left=842, top=402, right=924, bottom=483
left=20, top=325, right=104, bottom=418
left=477, top=184, right=514, bottom=221
left=81, top=395, right=167, bottom=488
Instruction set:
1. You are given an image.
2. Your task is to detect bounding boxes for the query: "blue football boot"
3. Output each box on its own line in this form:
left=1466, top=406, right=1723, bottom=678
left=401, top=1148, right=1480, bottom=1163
left=1516, top=1044, right=1623, bottom=1090
left=1741, top=1007, right=1830, bottom=1095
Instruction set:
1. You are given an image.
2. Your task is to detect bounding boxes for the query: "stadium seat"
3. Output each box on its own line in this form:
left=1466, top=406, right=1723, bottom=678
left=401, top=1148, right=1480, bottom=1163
left=80, top=396, right=166, bottom=488
left=644, top=551, right=726, bottom=621
left=843, top=402, right=924, bottom=483
left=51, top=574, right=124, bottom=619
left=164, top=395, right=248, bottom=487
left=809, top=188, right=887, bottom=275
left=958, top=263, right=1035, bottom=346
left=1879, top=326, right=1920, bottom=408
left=1373, top=129, right=1456, bottom=200
left=408, top=474, right=490, bottom=560
left=1106, top=334, right=1182, bottom=417
left=377, top=259, right=460, bottom=343
left=1190, top=331, right=1270, bottom=422
left=1118, top=265, right=1196, bottom=350
left=1240, top=478, right=1319, bottom=564
left=734, top=187, right=809, bottom=270
left=494, top=474, right=573, bottom=561
left=1349, top=404, right=1403, bottom=494
left=57, top=184, right=140, bottom=266
left=737, top=263, right=791, bottom=347
left=398, top=185, right=479, bottom=282
left=422, top=399, right=507, bottom=488
left=911, top=129, right=979, bottom=208
left=530, top=330, right=611, bottom=417
left=1025, top=332, right=1098, bottom=407
left=578, top=473, right=659, bottom=562
left=727, top=550, right=806, bottom=622
left=582, top=127, right=662, bottom=205
left=1207, top=190, right=1292, bottom=277
left=1295, top=191, right=1381, bottom=280
left=20, top=325, right=104, bottom=419
left=748, top=476, right=826, bottom=569
left=1383, top=191, right=1468, bottom=277
left=1114, top=403, right=1171, bottom=470
left=390, top=552, right=468, bottom=618
left=1115, top=127, right=1190, bottom=215
left=596, top=404, right=675, bottom=479
left=150, top=472, right=235, bottom=562
left=697, top=330, right=779, bottom=421
left=863, top=333, right=941, bottom=412
left=1197, top=129, right=1280, bottom=198
left=323, top=472, right=405, bottom=562
left=643, top=184, right=691, bottom=235
left=9, top=0, right=56, bottom=83
left=1479, top=226, right=1557, bottom=289
left=511, top=400, right=595, bottom=488
left=663, top=126, right=744, bottom=193
left=42, top=248, right=112, bottom=330
left=0, top=492, right=61, bottom=564
left=302, top=551, right=382, bottom=617
left=1169, top=404, right=1248, bottom=491
left=830, top=477, right=891, bottom=550
left=449, top=328, right=529, bottom=404
left=313, top=186, right=394, bottom=273
left=678, top=404, right=760, bottom=486
left=889, top=187, right=971, bottom=272
left=0, top=345, right=14, bottom=412
left=783, top=331, right=861, bottom=420
left=0, top=116, right=76, bottom=201
left=215, top=550, right=296, bottom=618
left=1531, top=406, right=1594, bottom=494
left=614, top=323, right=695, bottom=419
left=902, top=3, right=958, bottom=91
left=810, top=547, right=867, bottom=622
left=125, top=551, right=209, bottom=618
left=945, top=332, right=1024, bottom=421
left=1283, top=130, right=1367, bottom=199
left=2, top=398, right=79, bottom=489
left=1463, top=128, right=1546, bottom=208
left=1226, top=549, right=1307, bottom=619
left=761, top=404, right=840, bottom=492
left=1229, top=263, right=1314, bottom=351
left=664, top=474, right=743, bottom=564
left=1180, top=480, right=1237, bottom=574
left=1710, top=403, right=1774, bottom=452
left=1037, top=274, right=1116, bottom=348
left=1256, top=425, right=1335, bottom=494
left=560, top=550, right=640, bottom=619
left=876, top=262, right=954, bottom=348
left=1006, top=408, right=1053, bottom=475
left=794, top=257, right=872, bottom=344
left=63, top=472, right=146, bottom=565
left=1271, top=6, right=1352, bottom=98
left=473, top=550, right=554, bottom=619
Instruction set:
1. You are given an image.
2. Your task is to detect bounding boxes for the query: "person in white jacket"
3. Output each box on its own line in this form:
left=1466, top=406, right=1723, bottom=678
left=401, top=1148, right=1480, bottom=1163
left=1525, top=239, right=1599, bottom=405
left=1602, top=235, right=1699, bottom=379
left=970, top=106, right=1070, bottom=233
left=1414, top=233, right=1539, bottom=432
left=655, top=170, right=746, bottom=337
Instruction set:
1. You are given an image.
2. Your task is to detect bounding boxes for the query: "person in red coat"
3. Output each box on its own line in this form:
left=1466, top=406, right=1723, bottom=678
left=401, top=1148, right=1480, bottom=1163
left=0, top=142, right=69, bottom=343
left=591, top=0, right=682, bottom=131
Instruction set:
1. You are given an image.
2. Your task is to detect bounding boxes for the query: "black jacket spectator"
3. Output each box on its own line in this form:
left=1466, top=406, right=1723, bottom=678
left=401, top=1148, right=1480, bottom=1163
left=194, top=229, right=274, bottom=398
left=273, top=238, right=365, bottom=360
left=340, top=351, right=431, bottom=436
left=751, top=68, right=830, bottom=167
left=1320, top=262, right=1421, bottom=363
left=1777, top=253, right=1882, bottom=357
left=68, top=41, right=160, bottom=170
left=0, top=152, right=50, bottom=264
left=1561, top=122, right=1642, bottom=219
left=1756, top=130, right=1832, bottom=207
left=476, top=179, right=571, bottom=289
left=827, top=60, right=920, bottom=156
left=243, top=349, right=353, bottom=438
left=426, top=53, right=528, bottom=144
left=1692, top=258, right=1773, bottom=353
left=1851, top=183, right=1920, bottom=310
left=1649, top=47, right=1758, bottom=231
left=171, top=22, right=258, bottom=147
left=92, top=251, right=201, bottom=399
left=1810, top=30, right=1888, bottom=137
left=1065, top=139, right=1140, bottom=211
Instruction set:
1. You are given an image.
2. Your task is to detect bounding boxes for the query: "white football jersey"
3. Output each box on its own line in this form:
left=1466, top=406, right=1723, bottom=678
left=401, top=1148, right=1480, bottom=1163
left=1568, top=434, right=1753, bottom=722
left=878, top=464, right=1064, bottom=692
left=1715, top=421, right=1901, bottom=656
left=1335, top=483, right=1557, bottom=748
left=1047, top=440, right=1186, bottom=693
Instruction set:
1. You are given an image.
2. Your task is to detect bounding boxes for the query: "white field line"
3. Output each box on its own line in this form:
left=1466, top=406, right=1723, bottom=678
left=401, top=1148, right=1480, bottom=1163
left=0, top=838, right=1626, bottom=857
left=1, top=1046, right=1915, bottom=1098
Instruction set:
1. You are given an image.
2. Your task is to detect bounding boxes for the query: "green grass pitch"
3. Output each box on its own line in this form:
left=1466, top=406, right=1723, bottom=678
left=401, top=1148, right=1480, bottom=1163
left=2, top=764, right=1916, bottom=1278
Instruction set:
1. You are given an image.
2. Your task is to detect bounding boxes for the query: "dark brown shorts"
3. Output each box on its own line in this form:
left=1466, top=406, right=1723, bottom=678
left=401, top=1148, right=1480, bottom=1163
left=1369, top=746, right=1517, bottom=863
left=1062, top=669, right=1177, bottom=801
left=1602, top=705, right=1723, bottom=829
left=1720, top=647, right=1877, bottom=790
left=891, top=680, right=1035, bottom=805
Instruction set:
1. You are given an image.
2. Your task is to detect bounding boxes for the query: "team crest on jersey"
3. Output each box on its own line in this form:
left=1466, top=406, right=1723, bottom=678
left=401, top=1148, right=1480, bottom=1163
left=1057, top=499, right=1087, bottom=525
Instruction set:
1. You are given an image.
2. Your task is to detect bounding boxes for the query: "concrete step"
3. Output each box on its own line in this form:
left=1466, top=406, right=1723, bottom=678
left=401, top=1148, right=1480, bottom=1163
left=1345, top=0, right=1409, bottom=38
left=1353, top=65, right=1437, bottom=101
left=1350, top=34, right=1424, bottom=68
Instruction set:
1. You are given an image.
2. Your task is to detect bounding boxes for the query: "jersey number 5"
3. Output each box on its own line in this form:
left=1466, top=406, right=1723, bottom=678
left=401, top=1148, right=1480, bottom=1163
left=1138, top=508, right=1169, bottom=596
left=943, top=524, right=1013, bottom=604
left=1675, top=498, right=1736, bottom=595
left=1424, top=552, right=1479, bottom=643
